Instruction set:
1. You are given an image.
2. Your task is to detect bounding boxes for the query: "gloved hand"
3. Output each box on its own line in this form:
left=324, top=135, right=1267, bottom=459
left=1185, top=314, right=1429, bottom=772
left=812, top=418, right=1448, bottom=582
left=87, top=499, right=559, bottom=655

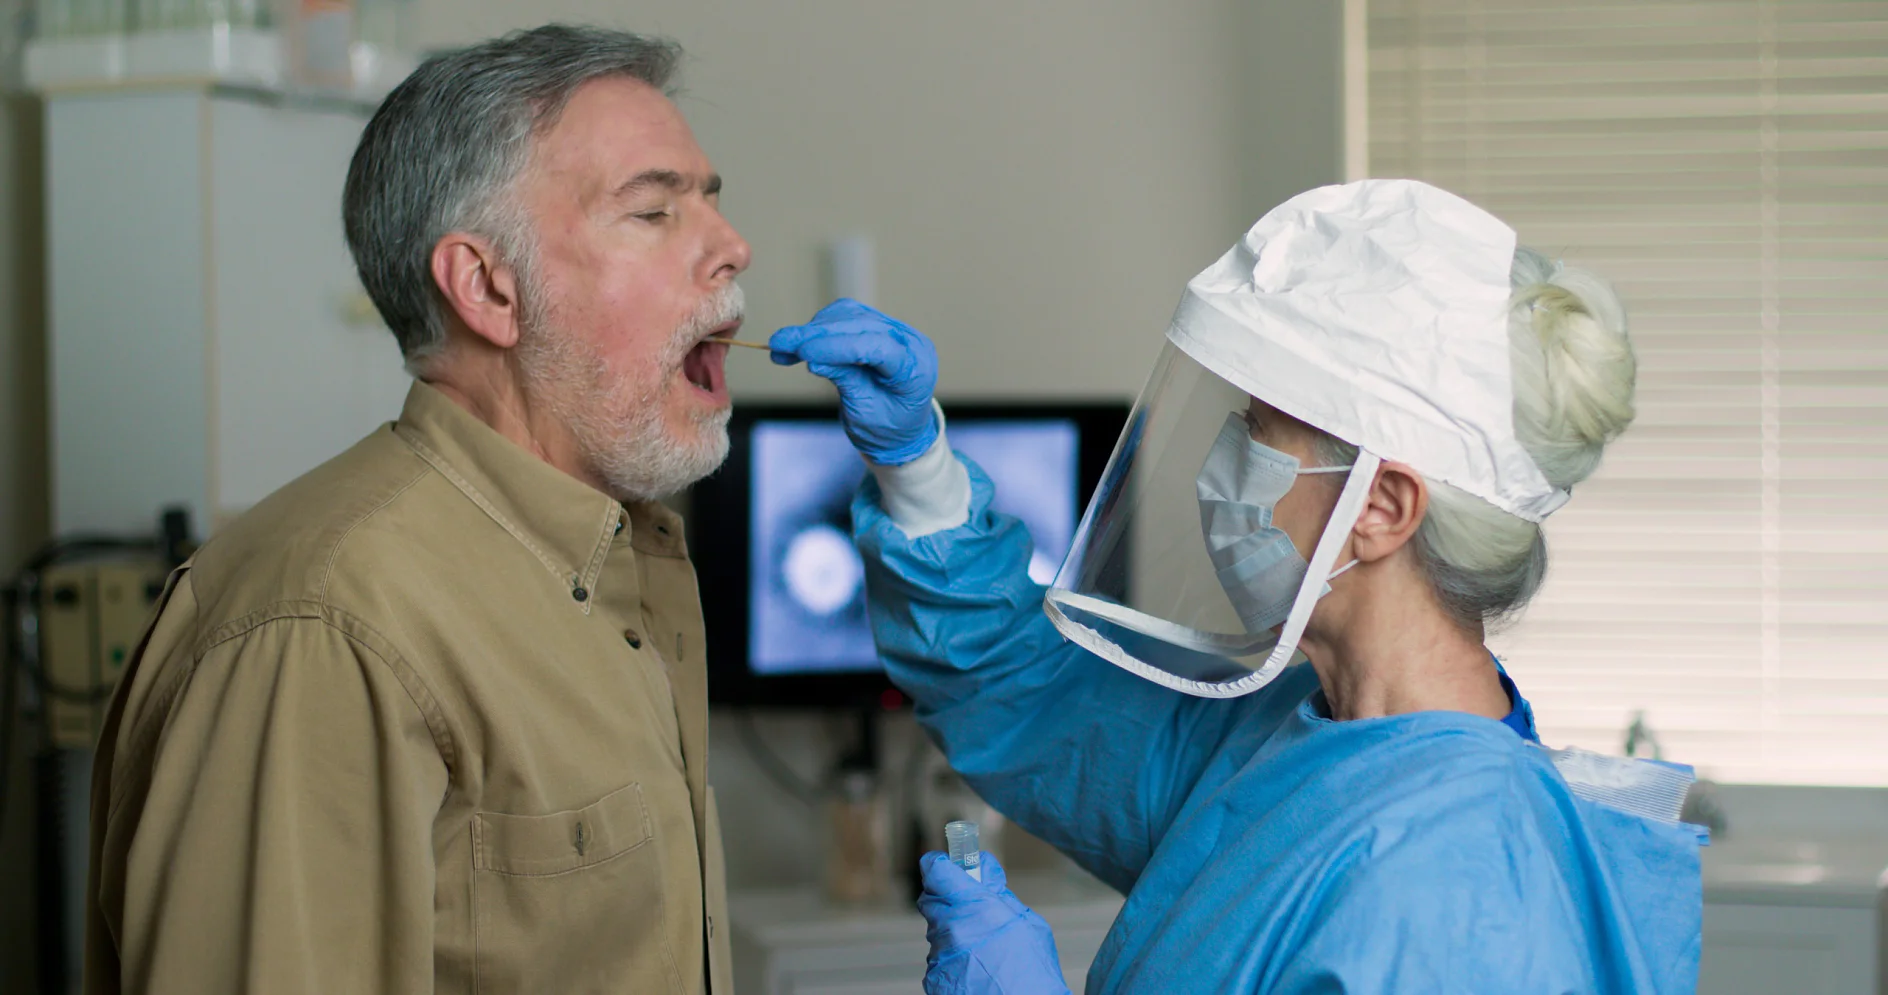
left=917, top=850, right=1072, bottom=995
left=769, top=298, right=941, bottom=465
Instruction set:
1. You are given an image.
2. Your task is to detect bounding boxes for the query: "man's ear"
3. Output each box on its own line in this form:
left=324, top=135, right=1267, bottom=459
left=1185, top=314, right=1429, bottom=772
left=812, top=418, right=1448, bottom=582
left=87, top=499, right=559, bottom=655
left=430, top=232, right=522, bottom=350
left=1351, top=461, right=1428, bottom=563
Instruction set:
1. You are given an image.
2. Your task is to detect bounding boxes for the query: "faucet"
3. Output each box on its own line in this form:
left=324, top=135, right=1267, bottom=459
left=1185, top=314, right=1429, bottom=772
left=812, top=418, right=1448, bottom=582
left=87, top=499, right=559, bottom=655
left=1681, top=779, right=1729, bottom=839
left=1623, top=710, right=1663, bottom=761
left=1622, top=711, right=1728, bottom=837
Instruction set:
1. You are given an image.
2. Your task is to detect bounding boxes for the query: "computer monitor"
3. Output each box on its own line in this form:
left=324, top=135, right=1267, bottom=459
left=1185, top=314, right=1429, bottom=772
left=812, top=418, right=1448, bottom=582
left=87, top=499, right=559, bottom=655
left=693, top=401, right=1128, bottom=708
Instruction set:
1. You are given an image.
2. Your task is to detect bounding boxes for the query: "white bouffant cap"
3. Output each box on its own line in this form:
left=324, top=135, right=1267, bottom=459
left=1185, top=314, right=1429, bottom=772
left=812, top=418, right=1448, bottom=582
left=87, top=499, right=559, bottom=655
left=1167, top=178, right=1567, bottom=522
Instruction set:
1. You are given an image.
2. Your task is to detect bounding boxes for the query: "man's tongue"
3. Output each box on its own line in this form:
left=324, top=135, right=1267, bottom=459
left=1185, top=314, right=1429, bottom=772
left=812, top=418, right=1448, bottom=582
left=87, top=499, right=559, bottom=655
left=682, top=340, right=725, bottom=395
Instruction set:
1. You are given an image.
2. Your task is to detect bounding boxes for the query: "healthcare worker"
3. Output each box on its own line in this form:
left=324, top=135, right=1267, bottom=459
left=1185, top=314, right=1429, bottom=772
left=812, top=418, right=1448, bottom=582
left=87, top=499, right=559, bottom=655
left=769, top=180, right=1704, bottom=994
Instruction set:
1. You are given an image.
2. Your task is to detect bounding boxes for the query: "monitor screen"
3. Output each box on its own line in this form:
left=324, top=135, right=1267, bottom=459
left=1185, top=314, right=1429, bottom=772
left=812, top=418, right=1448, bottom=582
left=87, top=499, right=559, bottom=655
left=692, top=401, right=1128, bottom=708
left=747, top=419, right=1080, bottom=675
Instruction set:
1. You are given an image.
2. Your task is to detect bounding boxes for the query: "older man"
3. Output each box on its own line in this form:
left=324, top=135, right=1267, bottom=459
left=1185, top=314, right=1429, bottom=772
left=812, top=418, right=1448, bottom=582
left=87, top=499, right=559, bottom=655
left=84, top=26, right=748, bottom=994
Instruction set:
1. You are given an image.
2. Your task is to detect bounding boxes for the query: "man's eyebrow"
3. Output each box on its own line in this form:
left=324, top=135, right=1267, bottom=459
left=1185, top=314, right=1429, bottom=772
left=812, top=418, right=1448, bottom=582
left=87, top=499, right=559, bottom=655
left=611, top=169, right=722, bottom=198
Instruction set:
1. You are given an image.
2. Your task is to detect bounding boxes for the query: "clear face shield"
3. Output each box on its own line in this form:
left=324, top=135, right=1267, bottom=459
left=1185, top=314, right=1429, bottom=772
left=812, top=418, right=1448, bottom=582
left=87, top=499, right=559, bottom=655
left=1045, top=342, right=1382, bottom=698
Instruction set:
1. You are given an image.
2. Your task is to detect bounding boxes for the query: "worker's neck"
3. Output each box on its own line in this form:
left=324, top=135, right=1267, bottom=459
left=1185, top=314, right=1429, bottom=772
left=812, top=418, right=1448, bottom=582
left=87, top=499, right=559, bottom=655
left=1297, top=559, right=1508, bottom=723
left=420, top=349, right=609, bottom=496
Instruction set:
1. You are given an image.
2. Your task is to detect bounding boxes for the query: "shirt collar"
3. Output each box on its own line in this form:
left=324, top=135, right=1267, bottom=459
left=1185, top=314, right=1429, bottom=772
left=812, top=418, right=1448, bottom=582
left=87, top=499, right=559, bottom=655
left=391, top=382, right=689, bottom=611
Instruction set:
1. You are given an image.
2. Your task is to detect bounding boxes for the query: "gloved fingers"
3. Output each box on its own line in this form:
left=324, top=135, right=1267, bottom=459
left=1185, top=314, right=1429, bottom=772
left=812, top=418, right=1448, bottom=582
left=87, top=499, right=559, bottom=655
left=919, top=886, right=1011, bottom=952
left=917, top=891, right=962, bottom=941
left=975, top=849, right=1010, bottom=891
left=767, top=322, right=904, bottom=375
left=770, top=299, right=934, bottom=377
left=766, top=298, right=885, bottom=362
left=922, top=947, right=971, bottom=995
left=919, top=850, right=1040, bottom=926
left=886, top=321, right=940, bottom=376
left=766, top=324, right=812, bottom=366
left=919, top=850, right=988, bottom=901
left=811, top=296, right=876, bottom=322
left=782, top=328, right=918, bottom=384
left=921, top=849, right=1020, bottom=897
left=804, top=361, right=872, bottom=393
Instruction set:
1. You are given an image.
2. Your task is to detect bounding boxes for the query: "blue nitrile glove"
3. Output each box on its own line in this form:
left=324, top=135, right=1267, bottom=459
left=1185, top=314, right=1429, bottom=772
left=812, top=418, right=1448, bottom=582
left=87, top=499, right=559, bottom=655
left=917, top=850, right=1071, bottom=995
left=769, top=298, right=940, bottom=465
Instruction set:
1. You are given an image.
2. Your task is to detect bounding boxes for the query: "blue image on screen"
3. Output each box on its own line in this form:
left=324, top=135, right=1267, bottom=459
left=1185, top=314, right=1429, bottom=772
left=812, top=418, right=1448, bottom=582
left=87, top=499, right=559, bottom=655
left=748, top=419, right=1079, bottom=675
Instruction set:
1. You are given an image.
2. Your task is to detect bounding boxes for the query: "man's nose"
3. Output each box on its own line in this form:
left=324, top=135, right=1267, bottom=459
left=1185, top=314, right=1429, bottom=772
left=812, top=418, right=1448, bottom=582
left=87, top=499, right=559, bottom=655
left=707, top=210, right=751, bottom=283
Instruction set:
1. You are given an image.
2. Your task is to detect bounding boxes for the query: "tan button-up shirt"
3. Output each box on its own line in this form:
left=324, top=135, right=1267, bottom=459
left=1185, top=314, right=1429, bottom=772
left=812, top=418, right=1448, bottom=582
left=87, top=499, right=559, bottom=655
left=85, top=382, right=732, bottom=994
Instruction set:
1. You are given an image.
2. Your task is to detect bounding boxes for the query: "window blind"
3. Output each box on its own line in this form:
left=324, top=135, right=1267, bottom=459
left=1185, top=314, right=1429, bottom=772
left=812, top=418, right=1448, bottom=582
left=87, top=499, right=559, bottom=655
left=1363, top=0, right=1888, bottom=785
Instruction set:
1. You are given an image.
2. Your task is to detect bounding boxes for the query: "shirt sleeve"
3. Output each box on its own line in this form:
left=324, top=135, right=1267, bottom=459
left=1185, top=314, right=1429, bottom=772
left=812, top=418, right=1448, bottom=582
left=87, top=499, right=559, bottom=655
left=94, top=612, right=450, bottom=995
left=854, top=459, right=1263, bottom=892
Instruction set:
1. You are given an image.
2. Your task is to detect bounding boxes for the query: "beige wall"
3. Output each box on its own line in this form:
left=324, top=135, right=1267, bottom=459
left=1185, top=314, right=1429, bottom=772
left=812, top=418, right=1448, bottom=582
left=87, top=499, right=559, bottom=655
left=414, top=0, right=1254, bottom=403
left=1241, top=0, right=1346, bottom=224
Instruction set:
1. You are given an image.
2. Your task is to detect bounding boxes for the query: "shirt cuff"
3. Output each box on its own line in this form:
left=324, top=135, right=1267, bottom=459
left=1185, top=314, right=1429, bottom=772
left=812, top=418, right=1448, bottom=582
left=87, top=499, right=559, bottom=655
left=867, top=400, right=972, bottom=538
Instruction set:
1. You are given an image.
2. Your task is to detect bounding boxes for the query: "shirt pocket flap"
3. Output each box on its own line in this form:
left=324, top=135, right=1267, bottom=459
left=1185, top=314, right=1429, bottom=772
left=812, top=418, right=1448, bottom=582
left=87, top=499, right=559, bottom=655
left=474, top=782, right=653, bottom=877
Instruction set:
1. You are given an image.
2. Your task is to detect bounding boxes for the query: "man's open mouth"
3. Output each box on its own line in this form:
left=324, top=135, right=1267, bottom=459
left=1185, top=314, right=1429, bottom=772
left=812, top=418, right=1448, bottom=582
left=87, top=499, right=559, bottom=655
left=681, top=321, right=740, bottom=395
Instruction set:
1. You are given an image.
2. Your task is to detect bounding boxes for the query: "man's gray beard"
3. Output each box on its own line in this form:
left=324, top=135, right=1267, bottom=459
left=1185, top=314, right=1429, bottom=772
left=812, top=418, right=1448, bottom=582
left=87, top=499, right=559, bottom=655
left=516, top=284, right=742, bottom=503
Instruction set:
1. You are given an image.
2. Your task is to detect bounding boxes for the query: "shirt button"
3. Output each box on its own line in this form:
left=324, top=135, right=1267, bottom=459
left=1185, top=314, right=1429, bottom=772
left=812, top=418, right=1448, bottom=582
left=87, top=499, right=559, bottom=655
left=614, top=518, right=625, bottom=536
left=624, top=629, right=643, bottom=649
left=572, top=587, right=589, bottom=603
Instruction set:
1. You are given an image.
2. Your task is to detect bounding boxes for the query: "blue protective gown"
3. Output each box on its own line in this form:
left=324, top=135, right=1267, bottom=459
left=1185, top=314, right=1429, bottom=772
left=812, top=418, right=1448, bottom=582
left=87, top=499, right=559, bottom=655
left=855, top=462, right=1702, bottom=994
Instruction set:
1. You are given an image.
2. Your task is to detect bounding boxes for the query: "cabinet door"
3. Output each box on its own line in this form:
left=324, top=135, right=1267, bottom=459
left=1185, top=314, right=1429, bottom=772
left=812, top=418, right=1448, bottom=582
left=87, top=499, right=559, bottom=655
left=1700, top=903, right=1877, bottom=995
left=47, top=91, right=212, bottom=536
left=209, top=94, right=412, bottom=520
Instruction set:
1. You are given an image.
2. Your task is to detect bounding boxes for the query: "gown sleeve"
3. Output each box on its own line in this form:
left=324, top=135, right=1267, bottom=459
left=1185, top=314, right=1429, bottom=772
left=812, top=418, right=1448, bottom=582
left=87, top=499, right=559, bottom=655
left=854, top=457, right=1269, bottom=891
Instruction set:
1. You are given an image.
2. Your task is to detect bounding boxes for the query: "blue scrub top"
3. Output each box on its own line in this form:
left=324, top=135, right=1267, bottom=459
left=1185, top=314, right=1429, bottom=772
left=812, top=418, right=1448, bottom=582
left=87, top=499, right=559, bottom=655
left=853, top=460, right=1703, bottom=994
left=1489, top=664, right=1539, bottom=742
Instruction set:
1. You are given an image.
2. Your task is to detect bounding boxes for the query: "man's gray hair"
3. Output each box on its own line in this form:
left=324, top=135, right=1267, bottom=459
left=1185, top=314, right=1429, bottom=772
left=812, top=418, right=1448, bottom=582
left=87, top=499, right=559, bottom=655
left=343, top=25, right=683, bottom=372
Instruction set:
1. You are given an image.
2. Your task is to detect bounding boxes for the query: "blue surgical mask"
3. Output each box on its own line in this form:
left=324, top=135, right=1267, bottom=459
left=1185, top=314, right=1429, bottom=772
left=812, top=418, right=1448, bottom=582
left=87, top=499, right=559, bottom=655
left=1195, top=412, right=1353, bottom=633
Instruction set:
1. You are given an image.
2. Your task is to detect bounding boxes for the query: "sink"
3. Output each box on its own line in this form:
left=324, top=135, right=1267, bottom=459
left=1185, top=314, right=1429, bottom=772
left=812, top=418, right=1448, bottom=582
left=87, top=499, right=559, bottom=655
left=1702, top=837, right=1888, bottom=906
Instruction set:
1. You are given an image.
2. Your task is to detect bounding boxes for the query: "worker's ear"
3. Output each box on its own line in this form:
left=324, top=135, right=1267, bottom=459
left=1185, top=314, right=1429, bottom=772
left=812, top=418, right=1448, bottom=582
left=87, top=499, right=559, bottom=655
left=1350, top=461, right=1427, bottom=563
left=430, top=232, right=522, bottom=350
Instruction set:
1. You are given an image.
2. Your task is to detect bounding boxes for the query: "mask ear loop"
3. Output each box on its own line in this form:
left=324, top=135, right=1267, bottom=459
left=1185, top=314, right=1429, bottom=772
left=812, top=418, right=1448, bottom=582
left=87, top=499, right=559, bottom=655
left=1235, top=451, right=1382, bottom=690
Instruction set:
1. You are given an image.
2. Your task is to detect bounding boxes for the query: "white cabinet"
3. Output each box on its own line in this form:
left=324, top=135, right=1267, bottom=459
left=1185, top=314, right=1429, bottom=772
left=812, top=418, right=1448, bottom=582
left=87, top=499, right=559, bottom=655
left=1701, top=902, right=1880, bottom=995
left=730, top=875, right=1124, bottom=995
left=45, top=85, right=411, bottom=538
left=1698, top=830, right=1888, bottom=995
left=731, top=844, right=1888, bottom=994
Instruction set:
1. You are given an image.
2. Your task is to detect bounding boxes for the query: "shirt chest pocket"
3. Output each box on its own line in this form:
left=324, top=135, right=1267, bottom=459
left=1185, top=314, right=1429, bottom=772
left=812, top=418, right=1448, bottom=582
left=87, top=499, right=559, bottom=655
left=471, top=782, right=685, bottom=994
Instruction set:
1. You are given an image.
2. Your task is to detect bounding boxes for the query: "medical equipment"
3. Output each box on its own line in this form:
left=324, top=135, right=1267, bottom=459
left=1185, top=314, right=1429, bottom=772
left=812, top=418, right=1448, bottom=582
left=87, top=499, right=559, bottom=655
left=715, top=337, right=772, bottom=351
left=945, top=820, right=981, bottom=883
left=2, top=509, right=195, bottom=994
